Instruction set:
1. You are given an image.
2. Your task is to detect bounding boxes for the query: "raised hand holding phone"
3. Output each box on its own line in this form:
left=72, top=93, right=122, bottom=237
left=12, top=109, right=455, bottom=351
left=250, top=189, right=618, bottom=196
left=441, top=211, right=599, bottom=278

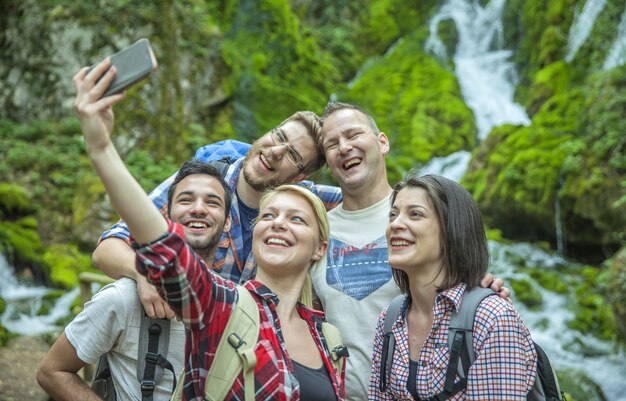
left=88, top=38, right=158, bottom=99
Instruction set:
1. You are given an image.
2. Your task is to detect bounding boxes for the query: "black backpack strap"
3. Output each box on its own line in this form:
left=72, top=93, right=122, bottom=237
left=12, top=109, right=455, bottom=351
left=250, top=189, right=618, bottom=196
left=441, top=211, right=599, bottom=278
left=92, top=354, right=117, bottom=400
left=379, top=294, right=406, bottom=392
left=432, top=287, right=496, bottom=401
left=534, top=342, right=566, bottom=400
left=137, top=309, right=176, bottom=401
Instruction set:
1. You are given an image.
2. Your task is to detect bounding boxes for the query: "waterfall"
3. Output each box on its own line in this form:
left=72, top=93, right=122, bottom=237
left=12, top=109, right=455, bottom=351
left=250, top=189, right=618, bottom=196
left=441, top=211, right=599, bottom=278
left=565, top=0, right=608, bottom=63
left=425, top=0, right=530, bottom=141
left=0, top=254, right=79, bottom=336
left=490, top=242, right=626, bottom=401
left=603, top=6, right=626, bottom=70
left=419, top=150, right=471, bottom=182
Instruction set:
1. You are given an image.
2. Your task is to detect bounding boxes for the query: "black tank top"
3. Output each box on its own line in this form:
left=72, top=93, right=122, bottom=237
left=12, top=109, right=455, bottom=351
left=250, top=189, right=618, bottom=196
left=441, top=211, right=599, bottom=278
left=291, top=359, right=337, bottom=401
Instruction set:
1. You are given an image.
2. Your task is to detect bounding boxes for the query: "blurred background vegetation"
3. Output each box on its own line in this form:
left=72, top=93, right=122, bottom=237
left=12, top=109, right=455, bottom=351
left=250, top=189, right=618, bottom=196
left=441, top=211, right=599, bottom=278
left=0, top=0, right=625, bottom=398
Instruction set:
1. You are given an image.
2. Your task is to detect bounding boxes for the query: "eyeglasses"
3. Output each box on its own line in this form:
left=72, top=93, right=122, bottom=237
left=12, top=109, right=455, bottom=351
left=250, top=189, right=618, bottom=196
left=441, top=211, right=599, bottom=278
left=270, top=129, right=305, bottom=172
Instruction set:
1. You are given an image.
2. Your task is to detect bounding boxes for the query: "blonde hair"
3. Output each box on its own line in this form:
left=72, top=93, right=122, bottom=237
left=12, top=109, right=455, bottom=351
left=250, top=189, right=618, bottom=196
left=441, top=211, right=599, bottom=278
left=258, top=184, right=330, bottom=307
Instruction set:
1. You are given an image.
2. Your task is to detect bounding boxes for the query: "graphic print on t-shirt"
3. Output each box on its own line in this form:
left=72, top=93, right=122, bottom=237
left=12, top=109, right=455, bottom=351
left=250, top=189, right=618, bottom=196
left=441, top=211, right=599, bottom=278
left=325, top=236, right=391, bottom=300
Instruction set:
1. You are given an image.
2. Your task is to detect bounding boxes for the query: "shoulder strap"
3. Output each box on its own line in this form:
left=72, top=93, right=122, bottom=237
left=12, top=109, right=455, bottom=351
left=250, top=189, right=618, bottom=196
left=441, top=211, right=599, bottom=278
left=322, top=321, right=349, bottom=375
left=439, top=287, right=496, bottom=399
left=379, top=294, right=406, bottom=392
left=92, top=354, right=117, bottom=401
left=203, top=285, right=260, bottom=401
left=137, top=308, right=176, bottom=401
left=205, top=157, right=232, bottom=179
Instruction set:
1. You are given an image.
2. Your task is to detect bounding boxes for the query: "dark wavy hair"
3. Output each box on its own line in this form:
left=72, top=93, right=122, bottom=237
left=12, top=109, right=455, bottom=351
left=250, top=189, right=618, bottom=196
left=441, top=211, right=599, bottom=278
left=166, top=159, right=232, bottom=218
left=390, top=174, right=489, bottom=295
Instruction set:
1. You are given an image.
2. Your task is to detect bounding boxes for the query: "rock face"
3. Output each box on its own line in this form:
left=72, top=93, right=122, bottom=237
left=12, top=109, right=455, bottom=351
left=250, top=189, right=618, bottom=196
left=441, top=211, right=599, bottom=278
left=0, top=336, right=50, bottom=401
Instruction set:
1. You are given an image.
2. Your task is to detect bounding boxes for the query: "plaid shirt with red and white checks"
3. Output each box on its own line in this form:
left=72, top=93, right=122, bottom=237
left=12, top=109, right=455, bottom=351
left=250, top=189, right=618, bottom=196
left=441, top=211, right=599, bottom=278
left=368, top=283, right=537, bottom=400
left=135, top=221, right=345, bottom=401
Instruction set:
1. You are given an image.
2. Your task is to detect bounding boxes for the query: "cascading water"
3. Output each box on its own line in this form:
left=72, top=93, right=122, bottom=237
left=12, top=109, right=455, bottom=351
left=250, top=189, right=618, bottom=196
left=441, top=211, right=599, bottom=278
left=491, top=242, right=626, bottom=401
left=421, top=0, right=530, bottom=180
left=565, top=0, right=608, bottom=63
left=603, top=6, right=626, bottom=70
left=0, top=254, right=78, bottom=336
left=420, top=1, right=625, bottom=398
left=425, top=0, right=530, bottom=142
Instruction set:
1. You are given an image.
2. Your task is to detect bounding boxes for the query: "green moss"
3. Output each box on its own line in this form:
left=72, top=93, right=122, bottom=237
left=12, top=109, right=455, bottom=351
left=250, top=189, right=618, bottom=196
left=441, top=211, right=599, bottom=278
left=337, top=31, right=476, bottom=184
left=557, top=368, right=608, bottom=401
left=0, top=297, right=5, bottom=315
left=510, top=278, right=543, bottom=310
left=0, top=183, right=34, bottom=218
left=42, top=244, right=94, bottom=288
left=528, top=268, right=569, bottom=294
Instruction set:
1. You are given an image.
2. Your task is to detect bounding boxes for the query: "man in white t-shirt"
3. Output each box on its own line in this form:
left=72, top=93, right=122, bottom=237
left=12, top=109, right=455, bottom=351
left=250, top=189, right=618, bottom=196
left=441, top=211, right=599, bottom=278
left=37, top=160, right=232, bottom=401
left=311, top=102, right=506, bottom=401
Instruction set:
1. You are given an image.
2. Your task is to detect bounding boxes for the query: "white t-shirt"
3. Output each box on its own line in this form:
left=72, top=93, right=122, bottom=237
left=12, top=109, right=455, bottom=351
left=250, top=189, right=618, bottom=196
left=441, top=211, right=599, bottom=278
left=311, top=195, right=401, bottom=401
left=65, top=278, right=185, bottom=401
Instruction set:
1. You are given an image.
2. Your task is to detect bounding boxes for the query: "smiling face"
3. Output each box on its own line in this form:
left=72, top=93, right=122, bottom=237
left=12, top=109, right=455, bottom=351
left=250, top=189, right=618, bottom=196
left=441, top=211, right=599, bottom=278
left=386, top=186, right=443, bottom=275
left=321, top=108, right=389, bottom=193
left=252, top=191, right=326, bottom=276
left=168, top=174, right=230, bottom=255
left=242, top=120, right=318, bottom=192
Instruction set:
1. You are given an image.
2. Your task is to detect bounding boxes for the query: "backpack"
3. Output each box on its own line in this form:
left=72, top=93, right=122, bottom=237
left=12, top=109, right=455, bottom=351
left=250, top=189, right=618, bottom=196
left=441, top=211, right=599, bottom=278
left=91, top=308, right=177, bottom=401
left=171, top=285, right=348, bottom=401
left=379, top=287, right=565, bottom=401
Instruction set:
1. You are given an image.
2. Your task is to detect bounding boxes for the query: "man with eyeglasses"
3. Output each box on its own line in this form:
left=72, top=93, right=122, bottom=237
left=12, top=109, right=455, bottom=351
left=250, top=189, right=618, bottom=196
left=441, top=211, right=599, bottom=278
left=93, top=110, right=342, bottom=319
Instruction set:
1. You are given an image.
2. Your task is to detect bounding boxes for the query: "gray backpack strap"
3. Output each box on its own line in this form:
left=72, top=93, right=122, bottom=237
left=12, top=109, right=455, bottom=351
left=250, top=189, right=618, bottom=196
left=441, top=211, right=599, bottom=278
left=379, top=294, right=406, bottom=392
left=136, top=307, right=175, bottom=401
left=92, top=354, right=117, bottom=400
left=444, top=287, right=496, bottom=394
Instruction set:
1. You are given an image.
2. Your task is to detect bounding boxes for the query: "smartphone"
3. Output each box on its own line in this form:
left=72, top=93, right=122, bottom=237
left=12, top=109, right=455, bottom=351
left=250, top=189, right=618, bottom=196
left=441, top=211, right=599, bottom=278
left=89, top=38, right=158, bottom=98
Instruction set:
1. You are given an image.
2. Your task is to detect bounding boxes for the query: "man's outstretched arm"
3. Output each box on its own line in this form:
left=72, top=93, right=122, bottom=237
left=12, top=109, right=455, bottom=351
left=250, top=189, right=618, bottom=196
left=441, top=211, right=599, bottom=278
left=37, top=333, right=101, bottom=401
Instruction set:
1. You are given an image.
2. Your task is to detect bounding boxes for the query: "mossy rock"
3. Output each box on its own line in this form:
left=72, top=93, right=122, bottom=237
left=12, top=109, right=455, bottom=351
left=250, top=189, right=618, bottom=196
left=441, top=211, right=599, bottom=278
left=607, top=246, right=626, bottom=342
left=527, top=268, right=569, bottom=294
left=463, top=123, right=573, bottom=244
left=557, top=368, right=608, bottom=401
left=0, top=217, right=43, bottom=268
left=42, top=244, right=94, bottom=288
left=0, top=296, right=5, bottom=315
left=510, top=278, right=543, bottom=310
left=568, top=266, right=618, bottom=341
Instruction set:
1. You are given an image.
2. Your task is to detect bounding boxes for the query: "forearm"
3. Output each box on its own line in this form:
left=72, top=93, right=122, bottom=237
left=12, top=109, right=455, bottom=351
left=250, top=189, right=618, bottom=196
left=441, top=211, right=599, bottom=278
left=87, top=143, right=166, bottom=244
left=92, top=237, right=139, bottom=280
left=37, top=369, right=101, bottom=401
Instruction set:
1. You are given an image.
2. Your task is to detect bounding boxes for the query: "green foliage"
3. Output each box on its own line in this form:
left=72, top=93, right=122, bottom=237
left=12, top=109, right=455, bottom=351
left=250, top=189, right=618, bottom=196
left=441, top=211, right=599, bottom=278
left=0, top=183, right=34, bottom=218
left=568, top=0, right=626, bottom=75
left=337, top=32, right=476, bottom=184
left=505, top=0, right=578, bottom=105
left=42, top=244, right=94, bottom=288
left=221, top=0, right=337, bottom=141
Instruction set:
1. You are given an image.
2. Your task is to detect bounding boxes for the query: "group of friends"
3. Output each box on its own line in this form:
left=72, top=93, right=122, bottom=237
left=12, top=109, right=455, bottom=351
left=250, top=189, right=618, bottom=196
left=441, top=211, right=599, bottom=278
left=36, top=57, right=538, bottom=400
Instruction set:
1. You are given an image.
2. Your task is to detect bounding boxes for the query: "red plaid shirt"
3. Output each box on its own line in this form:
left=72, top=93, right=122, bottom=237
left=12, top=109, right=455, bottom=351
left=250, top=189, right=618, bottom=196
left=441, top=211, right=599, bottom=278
left=135, top=221, right=345, bottom=401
